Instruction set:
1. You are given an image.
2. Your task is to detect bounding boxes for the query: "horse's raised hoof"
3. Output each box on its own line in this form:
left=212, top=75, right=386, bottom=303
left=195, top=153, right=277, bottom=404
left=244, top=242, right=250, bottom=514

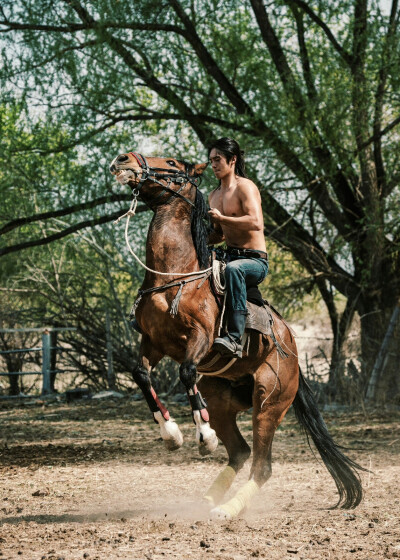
left=163, top=435, right=183, bottom=451
left=198, top=426, right=218, bottom=456
left=192, top=411, right=218, bottom=456
left=162, top=420, right=184, bottom=451
left=154, top=412, right=184, bottom=451
left=209, top=506, right=232, bottom=520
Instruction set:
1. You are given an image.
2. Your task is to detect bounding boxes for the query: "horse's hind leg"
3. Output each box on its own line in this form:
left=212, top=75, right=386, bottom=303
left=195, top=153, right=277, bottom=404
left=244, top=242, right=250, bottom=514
left=133, top=336, right=183, bottom=451
left=211, top=352, right=299, bottom=519
left=198, top=376, right=252, bottom=507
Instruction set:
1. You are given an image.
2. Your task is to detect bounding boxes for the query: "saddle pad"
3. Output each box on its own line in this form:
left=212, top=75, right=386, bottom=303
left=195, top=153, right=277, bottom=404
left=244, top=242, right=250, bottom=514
left=245, top=301, right=273, bottom=336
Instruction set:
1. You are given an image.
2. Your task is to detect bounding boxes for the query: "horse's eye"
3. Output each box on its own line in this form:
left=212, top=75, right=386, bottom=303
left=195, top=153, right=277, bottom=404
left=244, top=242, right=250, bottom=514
left=166, top=160, right=176, bottom=167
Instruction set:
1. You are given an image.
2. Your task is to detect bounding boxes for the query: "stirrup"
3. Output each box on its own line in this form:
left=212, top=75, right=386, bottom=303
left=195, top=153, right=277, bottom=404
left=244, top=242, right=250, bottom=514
left=213, top=336, right=243, bottom=358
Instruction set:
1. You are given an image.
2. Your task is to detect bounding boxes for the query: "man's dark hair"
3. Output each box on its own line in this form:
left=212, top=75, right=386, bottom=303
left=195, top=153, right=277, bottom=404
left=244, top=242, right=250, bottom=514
left=208, top=137, right=247, bottom=178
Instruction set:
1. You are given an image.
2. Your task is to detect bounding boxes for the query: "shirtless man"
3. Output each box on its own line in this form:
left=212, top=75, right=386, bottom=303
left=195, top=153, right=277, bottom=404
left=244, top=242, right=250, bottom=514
left=208, top=137, right=268, bottom=357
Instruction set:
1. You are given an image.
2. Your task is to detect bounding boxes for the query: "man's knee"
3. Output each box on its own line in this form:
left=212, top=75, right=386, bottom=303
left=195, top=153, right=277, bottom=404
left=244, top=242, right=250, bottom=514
left=225, top=261, right=245, bottom=281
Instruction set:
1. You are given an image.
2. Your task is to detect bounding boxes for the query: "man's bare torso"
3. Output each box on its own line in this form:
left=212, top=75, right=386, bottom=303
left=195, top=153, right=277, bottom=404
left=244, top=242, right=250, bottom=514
left=209, top=178, right=267, bottom=252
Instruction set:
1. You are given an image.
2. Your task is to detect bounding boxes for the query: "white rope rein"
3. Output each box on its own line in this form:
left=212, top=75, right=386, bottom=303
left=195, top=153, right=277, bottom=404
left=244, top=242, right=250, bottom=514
left=114, top=195, right=212, bottom=277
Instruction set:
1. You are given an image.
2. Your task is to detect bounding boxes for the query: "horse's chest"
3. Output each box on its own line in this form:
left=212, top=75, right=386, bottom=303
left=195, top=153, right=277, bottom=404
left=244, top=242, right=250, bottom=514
left=137, top=293, right=177, bottom=334
left=138, top=293, right=168, bottom=323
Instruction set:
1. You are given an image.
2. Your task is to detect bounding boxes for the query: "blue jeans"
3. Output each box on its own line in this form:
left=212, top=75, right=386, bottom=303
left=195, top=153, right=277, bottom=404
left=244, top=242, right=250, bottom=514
left=224, top=256, right=269, bottom=314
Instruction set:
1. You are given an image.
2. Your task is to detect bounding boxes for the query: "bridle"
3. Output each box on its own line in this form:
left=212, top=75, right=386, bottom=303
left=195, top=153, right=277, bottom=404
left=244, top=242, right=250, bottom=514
left=125, top=152, right=202, bottom=208
left=112, top=151, right=213, bottom=280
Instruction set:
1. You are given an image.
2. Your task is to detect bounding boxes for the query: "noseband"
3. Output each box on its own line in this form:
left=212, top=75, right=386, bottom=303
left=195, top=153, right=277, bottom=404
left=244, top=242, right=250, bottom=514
left=127, top=152, right=201, bottom=208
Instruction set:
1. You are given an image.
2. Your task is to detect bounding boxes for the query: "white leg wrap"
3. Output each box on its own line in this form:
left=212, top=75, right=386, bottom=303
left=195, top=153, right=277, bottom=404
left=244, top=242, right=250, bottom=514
left=153, top=411, right=183, bottom=451
left=204, top=466, right=236, bottom=507
left=210, top=479, right=259, bottom=520
left=193, top=410, right=218, bottom=456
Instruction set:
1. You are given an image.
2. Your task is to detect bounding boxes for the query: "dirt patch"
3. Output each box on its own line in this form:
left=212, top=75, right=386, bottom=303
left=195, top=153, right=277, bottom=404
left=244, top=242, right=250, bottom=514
left=0, top=396, right=399, bottom=559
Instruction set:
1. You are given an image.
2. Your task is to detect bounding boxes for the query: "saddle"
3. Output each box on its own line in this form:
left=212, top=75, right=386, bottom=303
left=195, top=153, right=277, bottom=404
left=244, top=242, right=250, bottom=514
left=196, top=257, right=289, bottom=375
left=197, top=299, right=288, bottom=375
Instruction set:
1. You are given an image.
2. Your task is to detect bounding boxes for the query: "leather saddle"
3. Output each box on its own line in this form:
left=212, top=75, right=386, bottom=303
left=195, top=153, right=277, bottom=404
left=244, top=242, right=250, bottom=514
left=197, top=300, right=281, bottom=375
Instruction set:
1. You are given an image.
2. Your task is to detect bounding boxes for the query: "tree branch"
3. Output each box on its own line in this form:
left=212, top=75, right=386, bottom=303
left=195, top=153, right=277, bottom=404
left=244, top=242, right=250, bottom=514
left=64, top=0, right=211, bottom=145
left=290, top=3, right=317, bottom=102
left=351, top=0, right=380, bottom=209
left=0, top=193, right=132, bottom=236
left=167, top=0, right=252, bottom=115
left=357, top=114, right=400, bottom=155
left=0, top=206, right=148, bottom=258
left=5, top=39, right=101, bottom=79
left=0, top=19, right=187, bottom=36
left=250, top=0, right=304, bottom=108
left=11, top=112, right=255, bottom=156
left=286, top=0, right=353, bottom=66
left=250, top=0, right=360, bottom=231
left=373, top=0, right=399, bottom=193
left=262, top=190, right=357, bottom=297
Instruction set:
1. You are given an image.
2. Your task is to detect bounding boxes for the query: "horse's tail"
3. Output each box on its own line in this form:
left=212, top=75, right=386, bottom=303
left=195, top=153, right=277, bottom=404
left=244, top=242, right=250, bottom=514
left=292, top=368, right=366, bottom=509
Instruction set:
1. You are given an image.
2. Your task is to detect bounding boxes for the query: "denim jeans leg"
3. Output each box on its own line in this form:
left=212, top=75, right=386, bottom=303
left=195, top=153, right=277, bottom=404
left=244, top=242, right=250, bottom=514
left=224, top=257, right=269, bottom=314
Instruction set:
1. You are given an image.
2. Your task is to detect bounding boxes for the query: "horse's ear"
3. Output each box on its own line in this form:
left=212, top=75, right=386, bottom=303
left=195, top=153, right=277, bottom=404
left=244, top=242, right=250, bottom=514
left=193, top=162, right=208, bottom=176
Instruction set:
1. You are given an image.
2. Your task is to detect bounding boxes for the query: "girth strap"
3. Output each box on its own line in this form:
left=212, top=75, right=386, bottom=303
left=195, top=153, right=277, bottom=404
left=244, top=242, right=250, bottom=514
left=130, top=270, right=212, bottom=319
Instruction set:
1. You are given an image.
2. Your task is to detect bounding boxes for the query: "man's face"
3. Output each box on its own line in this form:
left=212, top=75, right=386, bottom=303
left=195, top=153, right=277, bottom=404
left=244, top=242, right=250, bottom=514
left=209, top=148, right=234, bottom=179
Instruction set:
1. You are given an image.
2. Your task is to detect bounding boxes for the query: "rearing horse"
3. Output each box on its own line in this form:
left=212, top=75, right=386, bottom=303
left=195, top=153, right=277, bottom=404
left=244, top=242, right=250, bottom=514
left=109, top=151, right=365, bottom=519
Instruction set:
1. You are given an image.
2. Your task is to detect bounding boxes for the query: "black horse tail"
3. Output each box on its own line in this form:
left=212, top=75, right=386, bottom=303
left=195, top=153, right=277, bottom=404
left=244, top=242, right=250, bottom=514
left=292, top=369, right=366, bottom=509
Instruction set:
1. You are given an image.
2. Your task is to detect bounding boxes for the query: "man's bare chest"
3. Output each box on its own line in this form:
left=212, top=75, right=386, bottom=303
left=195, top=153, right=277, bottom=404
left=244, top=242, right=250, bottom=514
left=211, top=189, right=242, bottom=217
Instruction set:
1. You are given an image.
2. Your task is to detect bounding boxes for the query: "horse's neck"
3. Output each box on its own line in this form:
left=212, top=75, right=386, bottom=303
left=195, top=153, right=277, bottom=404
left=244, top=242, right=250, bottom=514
left=145, top=204, right=198, bottom=279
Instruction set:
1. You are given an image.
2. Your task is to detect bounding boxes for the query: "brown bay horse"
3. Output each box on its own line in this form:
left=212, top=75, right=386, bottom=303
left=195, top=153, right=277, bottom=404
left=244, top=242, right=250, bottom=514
left=109, top=151, right=365, bottom=519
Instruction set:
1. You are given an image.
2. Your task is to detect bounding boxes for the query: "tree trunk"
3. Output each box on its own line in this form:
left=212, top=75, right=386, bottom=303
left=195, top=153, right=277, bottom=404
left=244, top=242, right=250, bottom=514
left=366, top=305, right=400, bottom=401
left=8, top=374, right=20, bottom=396
left=359, top=296, right=400, bottom=403
left=328, top=301, right=357, bottom=401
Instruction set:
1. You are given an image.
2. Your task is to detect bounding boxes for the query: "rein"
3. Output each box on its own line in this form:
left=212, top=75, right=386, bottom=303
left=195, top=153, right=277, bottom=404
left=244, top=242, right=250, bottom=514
left=113, top=152, right=214, bottom=316
left=114, top=192, right=212, bottom=277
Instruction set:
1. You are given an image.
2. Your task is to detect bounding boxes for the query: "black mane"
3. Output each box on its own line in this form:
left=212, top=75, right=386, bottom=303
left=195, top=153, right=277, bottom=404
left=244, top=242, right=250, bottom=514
left=191, top=189, right=211, bottom=269
left=179, top=160, right=210, bottom=269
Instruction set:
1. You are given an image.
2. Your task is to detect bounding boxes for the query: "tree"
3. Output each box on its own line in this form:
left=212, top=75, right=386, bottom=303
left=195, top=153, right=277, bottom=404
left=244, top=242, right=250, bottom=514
left=1, top=0, right=399, bottom=400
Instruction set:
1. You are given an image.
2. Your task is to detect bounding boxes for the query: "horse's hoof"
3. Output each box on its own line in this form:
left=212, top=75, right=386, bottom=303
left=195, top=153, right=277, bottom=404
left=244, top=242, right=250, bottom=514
left=163, top=423, right=183, bottom=451
left=164, top=440, right=182, bottom=451
left=163, top=434, right=183, bottom=451
left=198, top=428, right=218, bottom=456
left=202, top=495, right=215, bottom=509
left=209, top=506, right=231, bottom=520
left=155, top=414, right=184, bottom=451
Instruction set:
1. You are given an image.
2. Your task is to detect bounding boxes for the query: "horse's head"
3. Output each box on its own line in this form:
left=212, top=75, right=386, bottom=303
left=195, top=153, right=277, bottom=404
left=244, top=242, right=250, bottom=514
left=109, top=151, right=208, bottom=207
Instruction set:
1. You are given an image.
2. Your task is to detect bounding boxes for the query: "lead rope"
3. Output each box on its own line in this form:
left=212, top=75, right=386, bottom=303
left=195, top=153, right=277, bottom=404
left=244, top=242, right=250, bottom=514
left=114, top=193, right=212, bottom=277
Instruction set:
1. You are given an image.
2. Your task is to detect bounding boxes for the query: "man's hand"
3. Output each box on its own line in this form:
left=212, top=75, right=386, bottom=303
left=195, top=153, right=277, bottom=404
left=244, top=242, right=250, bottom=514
left=208, top=207, right=223, bottom=222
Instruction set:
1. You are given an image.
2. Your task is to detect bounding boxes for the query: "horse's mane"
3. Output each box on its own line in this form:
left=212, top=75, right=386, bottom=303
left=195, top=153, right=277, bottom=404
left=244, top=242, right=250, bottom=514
left=181, top=160, right=210, bottom=269
left=191, top=188, right=211, bottom=269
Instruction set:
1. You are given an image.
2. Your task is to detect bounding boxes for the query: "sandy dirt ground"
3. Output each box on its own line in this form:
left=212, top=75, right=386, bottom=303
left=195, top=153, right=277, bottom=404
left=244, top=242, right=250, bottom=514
left=0, top=395, right=399, bottom=560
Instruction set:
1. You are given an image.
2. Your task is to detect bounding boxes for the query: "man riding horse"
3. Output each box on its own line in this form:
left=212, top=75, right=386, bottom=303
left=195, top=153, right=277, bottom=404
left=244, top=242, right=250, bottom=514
left=109, top=142, right=365, bottom=519
left=208, top=137, right=269, bottom=358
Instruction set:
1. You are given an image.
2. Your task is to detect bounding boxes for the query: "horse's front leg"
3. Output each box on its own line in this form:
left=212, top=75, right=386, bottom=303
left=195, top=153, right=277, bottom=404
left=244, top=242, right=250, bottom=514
left=133, top=339, right=183, bottom=451
left=179, top=360, right=218, bottom=456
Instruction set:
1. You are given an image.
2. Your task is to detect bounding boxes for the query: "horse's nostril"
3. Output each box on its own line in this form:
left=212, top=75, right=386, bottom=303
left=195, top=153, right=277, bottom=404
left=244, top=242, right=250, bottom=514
left=117, top=155, right=129, bottom=163
left=109, top=164, right=116, bottom=173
